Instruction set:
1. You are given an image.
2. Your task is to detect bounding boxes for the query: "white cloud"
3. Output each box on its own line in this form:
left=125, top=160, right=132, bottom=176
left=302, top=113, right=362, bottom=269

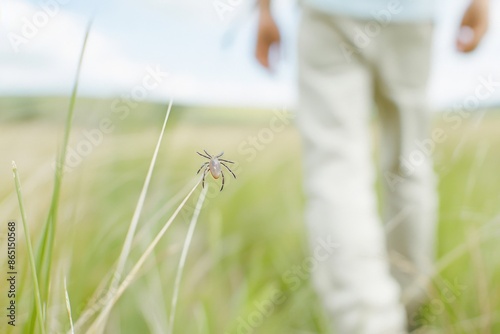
left=0, top=0, right=148, bottom=95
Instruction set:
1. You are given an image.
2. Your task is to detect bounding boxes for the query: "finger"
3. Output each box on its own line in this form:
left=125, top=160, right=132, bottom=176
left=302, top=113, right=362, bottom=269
left=256, top=40, right=270, bottom=68
left=457, top=25, right=475, bottom=52
left=457, top=23, right=488, bottom=53
left=456, top=5, right=488, bottom=53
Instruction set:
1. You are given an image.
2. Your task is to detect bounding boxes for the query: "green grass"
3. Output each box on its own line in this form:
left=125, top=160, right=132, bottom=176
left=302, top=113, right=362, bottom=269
left=12, top=162, right=45, bottom=334
left=32, top=21, right=93, bottom=334
left=1, top=97, right=500, bottom=333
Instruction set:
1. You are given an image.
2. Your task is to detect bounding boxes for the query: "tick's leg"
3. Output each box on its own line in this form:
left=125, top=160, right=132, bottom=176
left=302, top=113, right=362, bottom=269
left=196, top=162, right=209, bottom=174
left=221, top=162, right=236, bottom=178
left=202, top=167, right=209, bottom=188
left=220, top=170, right=225, bottom=191
left=216, top=151, right=224, bottom=158
left=203, top=150, right=213, bottom=158
left=219, top=158, right=234, bottom=164
left=197, top=152, right=211, bottom=159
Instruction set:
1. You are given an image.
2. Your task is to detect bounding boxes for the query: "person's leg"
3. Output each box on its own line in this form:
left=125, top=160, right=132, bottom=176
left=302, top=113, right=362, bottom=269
left=373, top=22, right=437, bottom=326
left=297, top=7, right=407, bottom=334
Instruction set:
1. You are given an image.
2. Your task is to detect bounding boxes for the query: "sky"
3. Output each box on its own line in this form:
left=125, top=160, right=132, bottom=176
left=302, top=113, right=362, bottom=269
left=0, top=0, right=499, bottom=109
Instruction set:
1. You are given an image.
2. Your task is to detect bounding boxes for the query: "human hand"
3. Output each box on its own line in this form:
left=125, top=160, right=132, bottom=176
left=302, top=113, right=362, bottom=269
left=255, top=10, right=281, bottom=69
left=457, top=0, right=489, bottom=52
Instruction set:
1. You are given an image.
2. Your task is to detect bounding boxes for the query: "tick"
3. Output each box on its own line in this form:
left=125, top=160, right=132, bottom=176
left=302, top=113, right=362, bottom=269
left=196, top=150, right=236, bottom=191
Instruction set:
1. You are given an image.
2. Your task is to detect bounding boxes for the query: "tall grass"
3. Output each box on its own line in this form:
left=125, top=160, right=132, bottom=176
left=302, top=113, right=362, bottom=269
left=28, top=18, right=93, bottom=333
left=168, top=185, right=208, bottom=334
left=86, top=99, right=178, bottom=332
left=16, top=15, right=212, bottom=333
left=12, top=162, right=45, bottom=334
left=110, top=99, right=174, bottom=295
left=87, top=179, right=205, bottom=333
left=11, top=16, right=206, bottom=334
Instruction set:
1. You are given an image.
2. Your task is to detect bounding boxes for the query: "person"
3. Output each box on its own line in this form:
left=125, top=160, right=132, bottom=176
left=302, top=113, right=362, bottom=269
left=255, top=0, right=489, bottom=333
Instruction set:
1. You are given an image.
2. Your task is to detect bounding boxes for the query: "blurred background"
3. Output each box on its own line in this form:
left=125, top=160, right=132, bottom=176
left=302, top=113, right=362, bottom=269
left=1, top=0, right=500, bottom=107
left=1, top=0, right=500, bottom=333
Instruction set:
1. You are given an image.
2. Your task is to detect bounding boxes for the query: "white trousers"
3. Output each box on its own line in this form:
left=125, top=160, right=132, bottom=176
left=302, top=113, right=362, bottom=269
left=297, top=7, right=437, bottom=334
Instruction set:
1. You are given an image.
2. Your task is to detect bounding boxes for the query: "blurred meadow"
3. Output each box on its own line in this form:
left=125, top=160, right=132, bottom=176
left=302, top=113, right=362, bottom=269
left=1, top=95, right=500, bottom=333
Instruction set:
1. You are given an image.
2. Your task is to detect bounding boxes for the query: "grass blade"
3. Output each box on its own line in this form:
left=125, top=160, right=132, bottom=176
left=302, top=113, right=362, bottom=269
left=71, top=180, right=193, bottom=333
left=168, top=185, right=208, bottom=334
left=64, top=277, right=75, bottom=334
left=12, top=161, right=46, bottom=334
left=110, top=98, right=174, bottom=290
left=35, top=19, right=94, bottom=325
left=88, top=177, right=202, bottom=333
left=84, top=98, right=175, bottom=332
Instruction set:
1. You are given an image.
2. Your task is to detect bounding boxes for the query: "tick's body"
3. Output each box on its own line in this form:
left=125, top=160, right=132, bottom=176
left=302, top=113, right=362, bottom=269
left=209, top=158, right=222, bottom=179
left=196, top=150, right=236, bottom=191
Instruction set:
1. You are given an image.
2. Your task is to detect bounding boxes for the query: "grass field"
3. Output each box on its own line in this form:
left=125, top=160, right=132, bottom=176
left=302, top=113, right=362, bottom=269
left=1, top=97, right=500, bottom=333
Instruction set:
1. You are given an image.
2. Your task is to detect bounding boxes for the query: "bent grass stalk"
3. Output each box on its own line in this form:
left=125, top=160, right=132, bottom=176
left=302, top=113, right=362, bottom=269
left=111, top=98, right=174, bottom=290
left=87, top=177, right=203, bottom=333
left=168, top=185, right=208, bottom=334
left=71, top=99, right=174, bottom=333
left=12, top=162, right=46, bottom=334
left=71, top=180, right=193, bottom=333
left=64, top=277, right=75, bottom=334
